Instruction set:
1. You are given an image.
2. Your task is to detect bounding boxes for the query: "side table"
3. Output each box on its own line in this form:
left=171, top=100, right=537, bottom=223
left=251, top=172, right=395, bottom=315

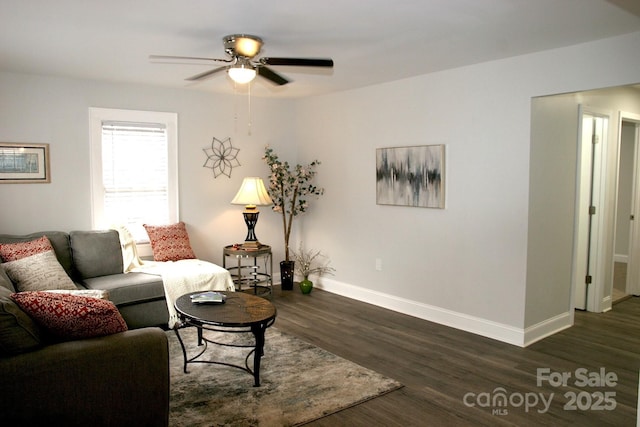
left=223, top=244, right=272, bottom=297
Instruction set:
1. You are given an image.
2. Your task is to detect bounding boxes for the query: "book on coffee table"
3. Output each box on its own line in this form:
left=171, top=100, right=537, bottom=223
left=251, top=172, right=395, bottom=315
left=190, top=291, right=226, bottom=304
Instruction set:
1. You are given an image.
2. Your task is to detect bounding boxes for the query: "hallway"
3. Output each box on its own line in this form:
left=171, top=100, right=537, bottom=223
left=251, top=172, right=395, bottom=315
left=614, top=261, right=631, bottom=304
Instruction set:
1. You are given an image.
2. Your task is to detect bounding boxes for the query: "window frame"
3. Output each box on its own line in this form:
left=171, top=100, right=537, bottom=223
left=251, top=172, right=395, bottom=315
left=89, top=107, right=179, bottom=255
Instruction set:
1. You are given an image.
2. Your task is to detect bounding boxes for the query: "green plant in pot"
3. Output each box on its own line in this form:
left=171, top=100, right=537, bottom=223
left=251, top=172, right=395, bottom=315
left=292, top=243, right=335, bottom=294
left=263, top=146, right=324, bottom=290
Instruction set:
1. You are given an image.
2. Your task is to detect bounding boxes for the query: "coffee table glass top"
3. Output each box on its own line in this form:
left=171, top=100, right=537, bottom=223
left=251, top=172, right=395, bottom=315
left=174, top=291, right=276, bottom=327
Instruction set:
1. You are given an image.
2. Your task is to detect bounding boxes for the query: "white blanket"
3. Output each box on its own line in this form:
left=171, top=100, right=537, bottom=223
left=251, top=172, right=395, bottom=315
left=133, top=259, right=235, bottom=328
left=112, top=225, right=235, bottom=328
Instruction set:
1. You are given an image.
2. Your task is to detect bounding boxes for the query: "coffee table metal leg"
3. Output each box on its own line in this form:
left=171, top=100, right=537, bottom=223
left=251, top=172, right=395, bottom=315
left=173, top=327, right=189, bottom=374
left=251, top=323, right=267, bottom=387
left=197, top=326, right=204, bottom=346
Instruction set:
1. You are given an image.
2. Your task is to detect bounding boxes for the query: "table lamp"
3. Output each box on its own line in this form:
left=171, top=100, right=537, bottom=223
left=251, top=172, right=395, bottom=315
left=231, top=177, right=273, bottom=249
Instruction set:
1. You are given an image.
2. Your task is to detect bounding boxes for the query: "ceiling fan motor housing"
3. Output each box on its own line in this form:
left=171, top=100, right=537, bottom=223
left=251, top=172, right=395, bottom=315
left=224, top=34, right=263, bottom=58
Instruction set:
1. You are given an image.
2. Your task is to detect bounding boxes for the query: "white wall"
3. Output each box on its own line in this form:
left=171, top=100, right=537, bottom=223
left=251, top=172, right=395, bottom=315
left=293, top=31, right=640, bottom=346
left=526, top=94, right=581, bottom=335
left=0, top=71, right=296, bottom=265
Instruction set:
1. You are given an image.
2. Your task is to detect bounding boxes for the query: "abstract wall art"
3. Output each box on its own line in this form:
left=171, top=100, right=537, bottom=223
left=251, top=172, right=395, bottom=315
left=376, top=144, right=445, bottom=208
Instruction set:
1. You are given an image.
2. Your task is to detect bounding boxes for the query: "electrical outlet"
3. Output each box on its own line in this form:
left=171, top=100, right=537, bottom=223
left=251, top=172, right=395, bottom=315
left=375, top=258, right=382, bottom=271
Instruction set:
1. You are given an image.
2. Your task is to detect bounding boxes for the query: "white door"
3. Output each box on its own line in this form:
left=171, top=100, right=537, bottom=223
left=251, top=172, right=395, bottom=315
left=573, top=106, right=609, bottom=311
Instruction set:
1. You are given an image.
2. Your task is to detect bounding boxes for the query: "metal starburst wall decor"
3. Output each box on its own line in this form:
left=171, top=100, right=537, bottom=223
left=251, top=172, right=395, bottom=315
left=203, top=137, right=240, bottom=178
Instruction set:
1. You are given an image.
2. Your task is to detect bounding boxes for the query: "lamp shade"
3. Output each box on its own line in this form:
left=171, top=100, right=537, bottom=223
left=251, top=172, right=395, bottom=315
left=231, top=177, right=273, bottom=207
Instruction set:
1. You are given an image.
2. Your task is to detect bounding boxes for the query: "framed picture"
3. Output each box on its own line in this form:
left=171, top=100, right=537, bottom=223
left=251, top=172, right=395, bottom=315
left=0, top=143, right=50, bottom=184
left=376, top=144, right=445, bottom=208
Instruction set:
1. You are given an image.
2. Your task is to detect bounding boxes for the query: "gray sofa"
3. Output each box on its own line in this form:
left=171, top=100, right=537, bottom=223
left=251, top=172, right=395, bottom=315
left=0, top=309, right=170, bottom=426
left=0, top=229, right=171, bottom=426
left=0, top=230, right=169, bottom=329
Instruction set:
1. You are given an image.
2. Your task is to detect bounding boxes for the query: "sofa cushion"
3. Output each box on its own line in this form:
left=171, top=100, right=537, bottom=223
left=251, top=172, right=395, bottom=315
left=0, top=235, right=53, bottom=262
left=0, top=268, right=14, bottom=292
left=70, top=230, right=123, bottom=279
left=0, top=287, right=42, bottom=356
left=81, top=272, right=165, bottom=306
left=0, top=232, right=74, bottom=278
left=11, top=292, right=128, bottom=341
left=1, top=251, right=77, bottom=292
left=143, top=222, right=196, bottom=262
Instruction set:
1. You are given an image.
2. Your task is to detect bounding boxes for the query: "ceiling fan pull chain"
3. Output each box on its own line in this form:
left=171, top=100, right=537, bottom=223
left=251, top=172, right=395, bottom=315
left=247, top=82, right=252, bottom=136
left=233, top=81, right=239, bottom=135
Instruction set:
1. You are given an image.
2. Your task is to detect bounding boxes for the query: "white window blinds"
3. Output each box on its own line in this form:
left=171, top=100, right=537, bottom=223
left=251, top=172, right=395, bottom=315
left=100, top=121, right=169, bottom=242
left=90, top=108, right=178, bottom=246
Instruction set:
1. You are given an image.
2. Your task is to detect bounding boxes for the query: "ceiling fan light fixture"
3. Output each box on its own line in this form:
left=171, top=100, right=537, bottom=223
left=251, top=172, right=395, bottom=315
left=228, top=63, right=256, bottom=84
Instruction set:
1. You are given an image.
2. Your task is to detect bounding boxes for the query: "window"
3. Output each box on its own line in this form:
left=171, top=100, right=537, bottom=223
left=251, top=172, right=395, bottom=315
left=90, top=108, right=178, bottom=249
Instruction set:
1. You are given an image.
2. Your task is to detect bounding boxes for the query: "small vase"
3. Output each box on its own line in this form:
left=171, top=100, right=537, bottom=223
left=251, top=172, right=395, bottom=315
left=280, top=261, right=295, bottom=290
left=299, top=277, right=313, bottom=294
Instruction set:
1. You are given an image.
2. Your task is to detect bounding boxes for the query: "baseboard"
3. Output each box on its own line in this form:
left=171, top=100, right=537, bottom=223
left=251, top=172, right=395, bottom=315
left=277, top=276, right=574, bottom=347
left=523, top=311, right=573, bottom=347
left=314, top=278, right=529, bottom=347
left=614, top=254, right=628, bottom=263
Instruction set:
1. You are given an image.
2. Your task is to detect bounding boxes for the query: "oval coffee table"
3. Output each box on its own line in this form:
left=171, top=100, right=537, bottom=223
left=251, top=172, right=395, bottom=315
left=173, top=291, right=277, bottom=387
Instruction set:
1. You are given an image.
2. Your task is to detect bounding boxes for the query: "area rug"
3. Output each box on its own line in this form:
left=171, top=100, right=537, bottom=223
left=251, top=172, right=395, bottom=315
left=167, top=327, right=402, bottom=426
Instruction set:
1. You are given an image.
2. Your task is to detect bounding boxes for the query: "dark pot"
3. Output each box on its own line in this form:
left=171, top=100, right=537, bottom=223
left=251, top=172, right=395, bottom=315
left=280, top=260, right=295, bottom=290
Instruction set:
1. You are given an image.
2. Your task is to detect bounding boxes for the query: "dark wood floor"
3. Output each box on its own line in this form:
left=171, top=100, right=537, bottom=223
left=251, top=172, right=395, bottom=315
left=270, top=286, right=640, bottom=426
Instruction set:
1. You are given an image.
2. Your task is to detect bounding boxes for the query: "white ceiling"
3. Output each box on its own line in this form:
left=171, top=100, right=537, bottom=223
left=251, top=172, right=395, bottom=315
left=1, top=0, right=639, bottom=98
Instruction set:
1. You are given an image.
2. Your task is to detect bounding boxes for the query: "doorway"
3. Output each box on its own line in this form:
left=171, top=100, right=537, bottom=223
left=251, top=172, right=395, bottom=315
left=617, top=113, right=640, bottom=301
left=529, top=85, right=640, bottom=327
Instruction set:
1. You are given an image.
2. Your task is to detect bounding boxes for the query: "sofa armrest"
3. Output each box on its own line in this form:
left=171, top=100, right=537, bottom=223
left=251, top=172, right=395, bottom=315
left=0, top=327, right=169, bottom=426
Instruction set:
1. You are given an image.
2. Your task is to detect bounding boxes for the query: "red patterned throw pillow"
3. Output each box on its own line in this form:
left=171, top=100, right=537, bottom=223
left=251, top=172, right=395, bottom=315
left=0, top=236, right=54, bottom=262
left=11, top=292, right=128, bottom=341
left=143, top=221, right=197, bottom=262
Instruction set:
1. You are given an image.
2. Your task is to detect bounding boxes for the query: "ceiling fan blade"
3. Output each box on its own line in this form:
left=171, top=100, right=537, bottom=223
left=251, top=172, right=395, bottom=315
left=186, top=65, right=230, bottom=81
left=260, top=57, right=334, bottom=68
left=149, top=54, right=230, bottom=64
left=257, top=66, right=290, bottom=85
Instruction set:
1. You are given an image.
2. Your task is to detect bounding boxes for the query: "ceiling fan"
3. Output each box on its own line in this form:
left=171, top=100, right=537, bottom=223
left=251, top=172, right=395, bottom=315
left=149, top=34, right=334, bottom=86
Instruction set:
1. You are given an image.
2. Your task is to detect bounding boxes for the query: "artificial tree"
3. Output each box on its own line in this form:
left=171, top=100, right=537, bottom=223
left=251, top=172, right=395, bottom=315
left=263, top=146, right=324, bottom=289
